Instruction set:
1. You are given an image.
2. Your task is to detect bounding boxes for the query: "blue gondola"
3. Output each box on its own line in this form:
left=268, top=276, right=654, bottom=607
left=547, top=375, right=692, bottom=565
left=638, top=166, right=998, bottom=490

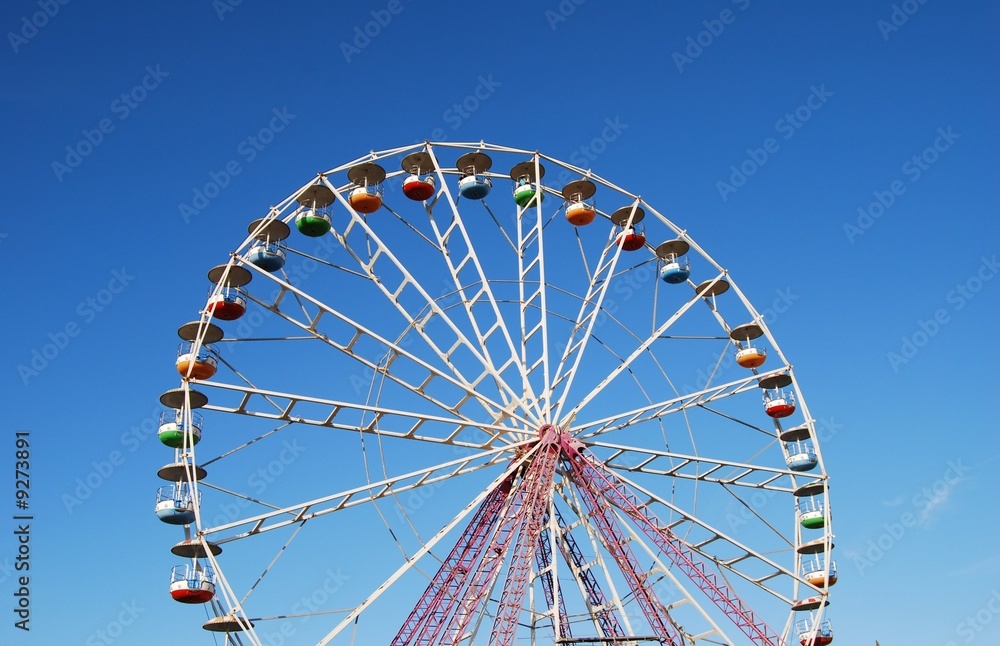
left=456, top=151, right=493, bottom=200
left=460, top=174, right=492, bottom=199
left=785, top=440, right=818, bottom=471
left=155, top=484, right=200, bottom=525
left=660, top=259, right=691, bottom=283
left=247, top=241, right=286, bottom=272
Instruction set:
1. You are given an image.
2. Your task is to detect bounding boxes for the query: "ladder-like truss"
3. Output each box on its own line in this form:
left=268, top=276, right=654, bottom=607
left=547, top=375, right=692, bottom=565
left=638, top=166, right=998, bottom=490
left=388, top=431, right=781, bottom=645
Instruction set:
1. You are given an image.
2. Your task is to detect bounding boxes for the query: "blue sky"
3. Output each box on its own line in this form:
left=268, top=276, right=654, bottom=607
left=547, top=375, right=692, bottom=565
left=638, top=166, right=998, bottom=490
left=1, top=1, right=998, bottom=644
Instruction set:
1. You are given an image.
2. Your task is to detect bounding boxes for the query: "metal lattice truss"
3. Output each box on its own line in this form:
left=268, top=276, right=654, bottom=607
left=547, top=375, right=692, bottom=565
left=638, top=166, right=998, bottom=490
left=157, top=141, right=834, bottom=646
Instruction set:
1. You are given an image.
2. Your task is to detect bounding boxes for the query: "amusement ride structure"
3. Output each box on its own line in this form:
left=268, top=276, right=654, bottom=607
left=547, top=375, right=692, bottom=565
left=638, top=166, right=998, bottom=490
left=154, top=141, right=835, bottom=645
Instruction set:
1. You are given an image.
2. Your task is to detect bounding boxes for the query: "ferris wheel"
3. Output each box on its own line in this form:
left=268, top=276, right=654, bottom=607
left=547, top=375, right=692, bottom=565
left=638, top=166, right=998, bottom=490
left=154, top=141, right=835, bottom=646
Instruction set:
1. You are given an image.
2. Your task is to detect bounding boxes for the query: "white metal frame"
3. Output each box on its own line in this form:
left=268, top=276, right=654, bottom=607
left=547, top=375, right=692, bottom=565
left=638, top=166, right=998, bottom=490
left=161, top=141, right=832, bottom=645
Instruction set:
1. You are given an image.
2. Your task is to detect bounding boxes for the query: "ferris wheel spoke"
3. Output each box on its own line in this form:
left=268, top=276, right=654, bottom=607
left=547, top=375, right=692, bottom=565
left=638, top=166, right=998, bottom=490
left=237, top=521, right=306, bottom=606
left=563, top=457, right=685, bottom=643
left=550, top=488, right=631, bottom=639
left=422, top=145, right=544, bottom=422
left=322, top=178, right=529, bottom=417
left=382, top=202, right=445, bottom=251
left=200, top=440, right=527, bottom=541
left=236, top=264, right=527, bottom=428
left=572, top=368, right=787, bottom=440
left=196, top=480, right=289, bottom=517
left=717, top=482, right=799, bottom=554
left=479, top=200, right=518, bottom=255
left=590, top=440, right=817, bottom=492
left=197, top=380, right=515, bottom=450
left=314, top=455, right=534, bottom=646
left=197, top=420, right=294, bottom=469
left=282, top=244, right=371, bottom=280
left=515, top=155, right=554, bottom=418
left=546, top=202, right=635, bottom=422
left=565, top=447, right=789, bottom=645
left=552, top=199, right=639, bottom=426
left=558, top=275, right=713, bottom=426
left=210, top=351, right=291, bottom=417
left=609, top=506, right=734, bottom=644
left=522, top=281, right=675, bottom=423
left=589, top=459, right=801, bottom=605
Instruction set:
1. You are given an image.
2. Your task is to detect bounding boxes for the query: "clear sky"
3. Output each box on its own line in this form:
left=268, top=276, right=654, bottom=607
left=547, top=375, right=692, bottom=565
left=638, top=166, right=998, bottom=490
left=1, top=1, right=998, bottom=645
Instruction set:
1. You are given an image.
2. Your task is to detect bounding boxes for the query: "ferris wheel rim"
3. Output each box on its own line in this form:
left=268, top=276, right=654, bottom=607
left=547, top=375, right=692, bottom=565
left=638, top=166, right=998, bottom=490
left=157, top=140, right=832, bottom=646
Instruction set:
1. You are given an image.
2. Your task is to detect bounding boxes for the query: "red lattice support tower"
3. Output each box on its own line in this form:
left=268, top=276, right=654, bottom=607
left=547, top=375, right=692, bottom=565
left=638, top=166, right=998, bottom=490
left=535, top=526, right=572, bottom=641
left=565, top=451, right=682, bottom=645
left=392, top=472, right=515, bottom=645
left=563, top=440, right=782, bottom=646
left=442, top=441, right=554, bottom=644
left=552, top=505, right=627, bottom=640
left=490, top=431, right=562, bottom=645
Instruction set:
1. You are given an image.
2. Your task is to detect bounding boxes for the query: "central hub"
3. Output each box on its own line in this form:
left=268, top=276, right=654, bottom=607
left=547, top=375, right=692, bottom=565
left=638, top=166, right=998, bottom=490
left=535, top=424, right=585, bottom=458
left=537, top=423, right=559, bottom=443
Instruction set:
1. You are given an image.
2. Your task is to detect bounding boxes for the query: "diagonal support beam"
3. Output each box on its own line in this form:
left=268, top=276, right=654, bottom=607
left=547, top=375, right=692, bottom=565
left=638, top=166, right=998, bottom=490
left=490, top=432, right=562, bottom=645
left=565, top=451, right=682, bottom=646
left=442, top=442, right=548, bottom=645
left=392, top=471, right=515, bottom=645
left=552, top=505, right=627, bottom=641
left=563, top=441, right=781, bottom=646
left=536, top=523, right=571, bottom=641
left=316, top=452, right=536, bottom=646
